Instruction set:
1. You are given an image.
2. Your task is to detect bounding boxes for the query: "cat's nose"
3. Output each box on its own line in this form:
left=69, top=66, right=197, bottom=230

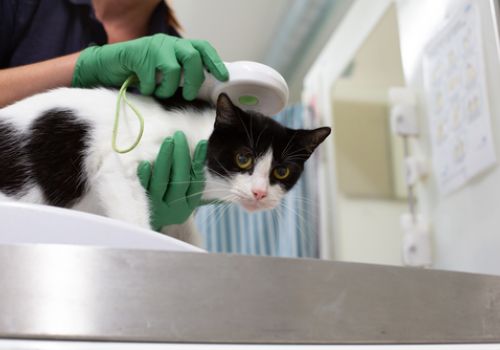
left=252, top=189, right=267, bottom=200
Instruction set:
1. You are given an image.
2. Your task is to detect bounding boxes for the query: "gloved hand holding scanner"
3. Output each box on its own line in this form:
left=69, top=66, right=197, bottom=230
left=72, top=34, right=229, bottom=100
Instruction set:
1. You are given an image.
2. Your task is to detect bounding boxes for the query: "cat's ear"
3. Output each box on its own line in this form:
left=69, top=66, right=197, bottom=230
left=297, top=127, right=331, bottom=153
left=215, top=93, right=238, bottom=127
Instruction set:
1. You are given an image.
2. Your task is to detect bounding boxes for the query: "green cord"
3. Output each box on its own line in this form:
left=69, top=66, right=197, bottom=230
left=112, top=76, right=145, bottom=153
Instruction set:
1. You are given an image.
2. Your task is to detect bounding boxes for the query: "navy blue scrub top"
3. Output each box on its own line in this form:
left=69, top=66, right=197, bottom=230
left=0, top=0, right=180, bottom=68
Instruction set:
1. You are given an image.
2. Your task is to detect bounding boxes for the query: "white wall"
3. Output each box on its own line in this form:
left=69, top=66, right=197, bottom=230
left=171, top=0, right=288, bottom=63
left=396, top=0, right=500, bottom=275
left=335, top=196, right=404, bottom=265
left=303, top=0, right=405, bottom=264
left=305, top=0, right=500, bottom=274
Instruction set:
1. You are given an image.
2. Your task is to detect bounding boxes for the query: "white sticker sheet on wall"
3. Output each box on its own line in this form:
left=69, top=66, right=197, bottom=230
left=423, top=1, right=496, bottom=195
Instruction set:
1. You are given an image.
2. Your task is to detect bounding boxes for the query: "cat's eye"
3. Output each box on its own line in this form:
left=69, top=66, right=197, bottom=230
left=235, top=152, right=253, bottom=170
left=273, top=166, right=290, bottom=180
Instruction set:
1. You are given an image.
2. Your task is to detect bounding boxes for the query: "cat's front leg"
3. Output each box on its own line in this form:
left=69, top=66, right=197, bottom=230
left=161, top=216, right=202, bottom=247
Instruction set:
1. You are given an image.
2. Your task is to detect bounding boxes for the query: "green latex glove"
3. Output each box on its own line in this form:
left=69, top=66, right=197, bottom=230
left=72, top=34, right=229, bottom=100
left=137, top=131, right=207, bottom=231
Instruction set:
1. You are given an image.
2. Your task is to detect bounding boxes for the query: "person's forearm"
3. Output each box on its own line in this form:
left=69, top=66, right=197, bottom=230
left=0, top=53, right=79, bottom=108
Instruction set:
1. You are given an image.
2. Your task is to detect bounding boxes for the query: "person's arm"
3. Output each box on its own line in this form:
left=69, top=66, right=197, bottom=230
left=0, top=53, right=79, bottom=108
left=1, top=34, right=229, bottom=108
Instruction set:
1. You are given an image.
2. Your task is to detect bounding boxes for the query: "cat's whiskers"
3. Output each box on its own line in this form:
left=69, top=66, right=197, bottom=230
left=285, top=154, right=310, bottom=160
left=211, top=158, right=233, bottom=177
left=254, top=126, right=266, bottom=150
left=286, top=153, right=310, bottom=158
left=288, top=194, right=320, bottom=207
left=201, top=199, right=237, bottom=235
left=285, top=146, right=310, bottom=156
left=271, top=206, right=284, bottom=254
left=206, top=171, right=235, bottom=195
left=289, top=200, right=320, bottom=223
left=165, top=189, right=233, bottom=206
left=284, top=156, right=309, bottom=162
left=201, top=201, right=234, bottom=252
left=208, top=170, right=229, bottom=181
left=278, top=201, right=308, bottom=253
left=249, top=114, right=255, bottom=146
left=207, top=168, right=225, bottom=178
left=157, top=179, right=227, bottom=194
left=236, top=114, right=254, bottom=148
left=271, top=207, right=281, bottom=253
left=281, top=151, right=312, bottom=162
left=281, top=200, right=308, bottom=227
left=195, top=195, right=237, bottom=238
left=267, top=197, right=283, bottom=209
left=212, top=201, right=234, bottom=231
left=230, top=187, right=248, bottom=199
left=163, top=180, right=214, bottom=185
left=281, top=131, right=298, bottom=159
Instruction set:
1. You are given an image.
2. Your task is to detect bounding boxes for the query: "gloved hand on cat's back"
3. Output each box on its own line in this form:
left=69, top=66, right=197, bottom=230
left=71, top=34, right=229, bottom=101
left=137, top=131, right=206, bottom=231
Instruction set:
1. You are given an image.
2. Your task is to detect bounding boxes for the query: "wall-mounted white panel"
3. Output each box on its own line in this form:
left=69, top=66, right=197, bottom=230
left=397, top=0, right=500, bottom=275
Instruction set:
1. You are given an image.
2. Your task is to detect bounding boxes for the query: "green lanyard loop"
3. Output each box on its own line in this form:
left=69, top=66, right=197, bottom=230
left=112, top=76, right=145, bottom=153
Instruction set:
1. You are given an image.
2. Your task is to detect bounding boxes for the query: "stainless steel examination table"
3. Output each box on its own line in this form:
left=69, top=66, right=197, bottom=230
left=1, top=243, right=500, bottom=349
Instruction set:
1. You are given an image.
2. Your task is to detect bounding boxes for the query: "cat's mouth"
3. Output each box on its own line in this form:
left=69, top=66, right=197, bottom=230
left=239, top=198, right=277, bottom=212
left=241, top=200, right=261, bottom=212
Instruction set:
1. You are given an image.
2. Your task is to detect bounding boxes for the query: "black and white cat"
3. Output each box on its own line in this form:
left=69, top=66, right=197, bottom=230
left=0, top=88, right=330, bottom=244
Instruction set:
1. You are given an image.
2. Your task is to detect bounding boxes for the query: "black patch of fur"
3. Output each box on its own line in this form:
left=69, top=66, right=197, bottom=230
left=27, top=109, right=90, bottom=207
left=0, top=121, right=30, bottom=195
left=154, top=89, right=213, bottom=112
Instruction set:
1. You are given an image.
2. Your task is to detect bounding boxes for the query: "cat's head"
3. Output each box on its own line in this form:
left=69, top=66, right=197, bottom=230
left=204, top=93, right=331, bottom=211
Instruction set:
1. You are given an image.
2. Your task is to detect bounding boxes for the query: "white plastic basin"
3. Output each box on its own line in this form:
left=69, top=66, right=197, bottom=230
left=0, top=202, right=203, bottom=252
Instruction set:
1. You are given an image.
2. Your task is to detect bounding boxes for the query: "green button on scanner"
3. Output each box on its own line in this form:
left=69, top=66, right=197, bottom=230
left=238, top=95, right=259, bottom=106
